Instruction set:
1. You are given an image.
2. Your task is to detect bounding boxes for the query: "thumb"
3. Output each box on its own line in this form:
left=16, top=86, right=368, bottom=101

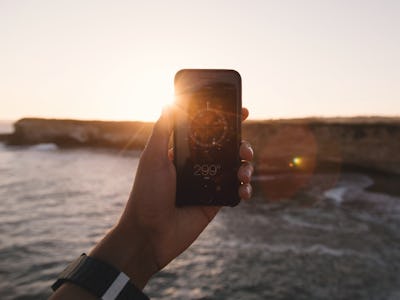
left=145, top=106, right=173, bottom=156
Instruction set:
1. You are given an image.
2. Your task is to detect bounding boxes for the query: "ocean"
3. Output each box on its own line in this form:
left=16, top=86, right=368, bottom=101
left=0, top=122, right=400, bottom=299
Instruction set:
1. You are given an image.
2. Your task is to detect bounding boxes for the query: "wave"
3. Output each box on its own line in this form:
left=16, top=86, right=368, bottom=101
left=324, top=186, right=348, bottom=205
left=322, top=173, right=400, bottom=221
left=28, top=143, right=58, bottom=151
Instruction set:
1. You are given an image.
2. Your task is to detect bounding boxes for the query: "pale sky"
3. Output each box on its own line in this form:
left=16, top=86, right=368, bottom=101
left=0, top=0, right=399, bottom=121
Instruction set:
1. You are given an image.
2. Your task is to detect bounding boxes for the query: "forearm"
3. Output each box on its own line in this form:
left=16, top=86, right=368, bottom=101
left=50, top=224, right=158, bottom=299
left=89, top=224, right=158, bottom=289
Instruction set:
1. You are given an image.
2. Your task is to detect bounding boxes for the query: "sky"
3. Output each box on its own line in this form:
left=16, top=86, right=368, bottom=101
left=0, top=0, right=399, bottom=121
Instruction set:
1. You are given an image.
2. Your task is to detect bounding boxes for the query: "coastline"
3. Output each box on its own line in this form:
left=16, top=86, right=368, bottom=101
left=2, top=117, right=400, bottom=177
left=0, top=133, right=10, bottom=142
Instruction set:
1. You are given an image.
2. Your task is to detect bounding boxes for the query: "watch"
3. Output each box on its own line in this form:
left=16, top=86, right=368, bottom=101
left=52, top=253, right=149, bottom=300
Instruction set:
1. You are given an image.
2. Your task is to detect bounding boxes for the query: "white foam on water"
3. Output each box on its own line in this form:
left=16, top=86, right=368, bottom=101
left=321, top=173, right=400, bottom=221
left=28, top=143, right=58, bottom=151
left=322, top=173, right=374, bottom=206
left=324, top=186, right=348, bottom=205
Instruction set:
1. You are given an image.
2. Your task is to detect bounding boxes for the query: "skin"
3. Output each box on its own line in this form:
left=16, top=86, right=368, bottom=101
left=50, top=107, right=254, bottom=299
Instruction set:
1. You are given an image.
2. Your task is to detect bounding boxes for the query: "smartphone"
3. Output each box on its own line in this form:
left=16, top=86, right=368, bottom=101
left=173, top=69, right=242, bottom=206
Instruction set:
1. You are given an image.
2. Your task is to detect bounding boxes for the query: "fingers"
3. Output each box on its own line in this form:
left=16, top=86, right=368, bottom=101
left=239, top=139, right=254, bottom=200
left=239, top=183, right=252, bottom=200
left=240, top=140, right=254, bottom=162
left=241, top=107, right=249, bottom=121
left=238, top=162, right=254, bottom=200
left=238, top=162, right=254, bottom=184
left=166, top=106, right=255, bottom=201
left=145, top=106, right=173, bottom=157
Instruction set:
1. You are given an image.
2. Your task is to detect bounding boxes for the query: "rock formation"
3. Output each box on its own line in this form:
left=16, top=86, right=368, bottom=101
left=244, top=118, right=400, bottom=175
left=4, top=117, right=400, bottom=175
left=7, top=118, right=153, bottom=150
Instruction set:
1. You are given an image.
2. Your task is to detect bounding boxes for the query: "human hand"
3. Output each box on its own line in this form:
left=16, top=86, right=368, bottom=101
left=90, top=107, right=254, bottom=289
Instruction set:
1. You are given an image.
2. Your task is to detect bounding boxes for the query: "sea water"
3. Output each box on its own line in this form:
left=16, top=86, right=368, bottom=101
left=0, top=138, right=400, bottom=299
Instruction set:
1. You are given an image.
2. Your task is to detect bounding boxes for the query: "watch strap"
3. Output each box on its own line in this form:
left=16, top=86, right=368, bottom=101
left=52, top=253, right=149, bottom=300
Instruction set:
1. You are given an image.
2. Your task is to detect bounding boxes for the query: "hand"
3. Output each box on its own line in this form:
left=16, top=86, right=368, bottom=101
left=90, top=107, right=254, bottom=289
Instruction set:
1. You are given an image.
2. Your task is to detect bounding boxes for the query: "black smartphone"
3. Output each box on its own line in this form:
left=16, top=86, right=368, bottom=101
left=173, top=69, right=242, bottom=206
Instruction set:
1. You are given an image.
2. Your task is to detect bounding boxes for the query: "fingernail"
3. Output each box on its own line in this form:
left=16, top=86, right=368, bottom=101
left=247, top=184, right=252, bottom=194
left=248, top=145, right=254, bottom=157
left=244, top=169, right=252, bottom=181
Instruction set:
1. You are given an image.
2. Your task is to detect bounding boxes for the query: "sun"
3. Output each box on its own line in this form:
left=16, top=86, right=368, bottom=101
left=99, top=70, right=176, bottom=122
left=128, top=92, right=174, bottom=122
left=127, top=76, right=175, bottom=122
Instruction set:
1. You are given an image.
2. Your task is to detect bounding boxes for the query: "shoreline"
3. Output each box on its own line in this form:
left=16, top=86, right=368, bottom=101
left=3, top=117, right=400, bottom=176
left=2, top=139, right=399, bottom=199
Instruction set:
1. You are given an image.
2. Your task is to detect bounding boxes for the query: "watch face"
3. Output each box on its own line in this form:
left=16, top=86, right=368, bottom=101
left=52, top=254, right=149, bottom=300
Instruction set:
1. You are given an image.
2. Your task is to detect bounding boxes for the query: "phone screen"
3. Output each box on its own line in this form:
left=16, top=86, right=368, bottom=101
left=174, top=69, right=242, bottom=206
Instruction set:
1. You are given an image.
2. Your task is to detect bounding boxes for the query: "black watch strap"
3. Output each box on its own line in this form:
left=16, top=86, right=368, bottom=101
left=52, top=253, right=149, bottom=300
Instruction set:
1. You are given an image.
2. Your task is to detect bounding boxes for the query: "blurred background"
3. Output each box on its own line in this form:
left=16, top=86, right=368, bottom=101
left=0, top=1, right=399, bottom=299
left=1, top=0, right=399, bottom=121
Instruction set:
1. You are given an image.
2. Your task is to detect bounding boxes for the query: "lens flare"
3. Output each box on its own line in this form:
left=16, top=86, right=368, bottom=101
left=292, top=156, right=302, bottom=166
left=255, top=125, right=317, bottom=201
left=252, top=123, right=344, bottom=202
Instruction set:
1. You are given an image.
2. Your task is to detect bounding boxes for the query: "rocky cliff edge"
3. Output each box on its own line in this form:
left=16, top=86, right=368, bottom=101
left=4, top=117, right=400, bottom=175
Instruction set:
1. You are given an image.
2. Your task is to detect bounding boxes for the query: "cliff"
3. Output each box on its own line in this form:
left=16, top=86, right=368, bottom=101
left=4, top=117, right=400, bottom=175
left=243, top=118, right=400, bottom=175
left=0, top=133, right=9, bottom=142
left=7, top=118, right=153, bottom=150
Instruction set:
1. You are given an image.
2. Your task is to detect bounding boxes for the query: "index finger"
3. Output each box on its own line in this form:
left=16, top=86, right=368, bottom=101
left=242, top=107, right=249, bottom=121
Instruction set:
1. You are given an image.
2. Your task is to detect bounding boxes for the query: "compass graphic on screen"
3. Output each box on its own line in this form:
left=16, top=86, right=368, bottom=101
left=189, top=101, right=228, bottom=148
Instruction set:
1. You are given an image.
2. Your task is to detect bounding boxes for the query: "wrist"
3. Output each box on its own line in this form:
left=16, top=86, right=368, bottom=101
left=89, top=223, right=158, bottom=290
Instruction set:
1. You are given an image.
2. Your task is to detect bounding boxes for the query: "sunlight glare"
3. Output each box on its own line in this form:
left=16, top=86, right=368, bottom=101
left=289, top=156, right=303, bottom=168
left=118, top=71, right=175, bottom=122
left=293, top=157, right=302, bottom=166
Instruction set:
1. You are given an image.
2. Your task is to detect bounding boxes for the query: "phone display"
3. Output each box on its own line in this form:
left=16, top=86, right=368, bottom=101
left=173, top=69, right=242, bottom=206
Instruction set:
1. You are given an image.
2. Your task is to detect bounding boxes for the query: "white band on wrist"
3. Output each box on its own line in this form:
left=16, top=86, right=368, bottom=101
left=101, top=272, right=130, bottom=300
